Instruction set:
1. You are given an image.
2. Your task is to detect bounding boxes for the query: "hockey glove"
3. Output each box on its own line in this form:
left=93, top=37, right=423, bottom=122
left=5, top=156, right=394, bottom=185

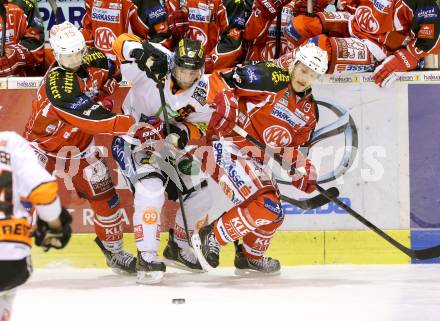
left=164, top=123, right=189, bottom=149
left=168, top=8, right=189, bottom=40
left=254, top=0, right=291, bottom=19
left=130, top=42, right=169, bottom=82
left=372, top=49, right=418, bottom=88
left=0, top=43, right=33, bottom=76
left=34, top=207, right=72, bottom=251
left=135, top=116, right=165, bottom=149
left=290, top=155, right=317, bottom=193
left=208, top=90, right=239, bottom=136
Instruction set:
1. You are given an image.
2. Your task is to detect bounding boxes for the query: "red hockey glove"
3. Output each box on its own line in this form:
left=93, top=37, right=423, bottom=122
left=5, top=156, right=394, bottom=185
left=0, top=43, right=33, bottom=76
left=100, top=96, right=114, bottom=112
left=208, top=90, right=239, bottom=136
left=291, top=155, right=317, bottom=193
left=372, top=49, right=418, bottom=88
left=135, top=116, right=164, bottom=149
left=254, top=0, right=291, bottom=18
left=168, top=8, right=189, bottom=40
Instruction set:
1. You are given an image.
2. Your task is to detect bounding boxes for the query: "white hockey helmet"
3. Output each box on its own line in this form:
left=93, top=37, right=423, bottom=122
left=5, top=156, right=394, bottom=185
left=49, top=22, right=86, bottom=71
left=291, top=42, right=328, bottom=76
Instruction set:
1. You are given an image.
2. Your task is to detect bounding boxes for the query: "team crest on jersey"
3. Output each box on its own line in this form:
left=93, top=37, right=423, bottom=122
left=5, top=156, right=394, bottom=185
left=92, top=7, right=121, bottom=23
left=94, top=27, right=116, bottom=51
left=187, top=27, right=207, bottom=45
left=263, top=125, right=292, bottom=147
left=355, top=6, right=379, bottom=34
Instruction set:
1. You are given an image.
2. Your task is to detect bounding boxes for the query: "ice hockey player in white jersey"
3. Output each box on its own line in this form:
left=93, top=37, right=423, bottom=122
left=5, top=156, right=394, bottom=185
left=111, top=34, right=214, bottom=284
left=0, top=131, right=72, bottom=321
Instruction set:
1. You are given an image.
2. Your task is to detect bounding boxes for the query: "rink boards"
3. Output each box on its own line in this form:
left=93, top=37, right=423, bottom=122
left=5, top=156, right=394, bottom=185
left=1, top=72, right=440, bottom=265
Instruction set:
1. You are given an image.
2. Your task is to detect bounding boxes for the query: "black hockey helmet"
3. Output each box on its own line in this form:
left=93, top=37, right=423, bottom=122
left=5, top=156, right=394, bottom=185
left=174, top=38, right=205, bottom=70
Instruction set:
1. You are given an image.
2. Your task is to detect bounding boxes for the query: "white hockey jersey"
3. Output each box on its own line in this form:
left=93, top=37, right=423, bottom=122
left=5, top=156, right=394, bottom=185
left=115, top=34, right=214, bottom=143
left=0, top=132, right=60, bottom=260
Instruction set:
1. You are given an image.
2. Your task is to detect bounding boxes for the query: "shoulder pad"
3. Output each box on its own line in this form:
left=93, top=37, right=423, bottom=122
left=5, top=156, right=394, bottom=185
left=82, top=47, right=110, bottom=70
left=46, top=68, right=89, bottom=109
left=232, top=62, right=290, bottom=93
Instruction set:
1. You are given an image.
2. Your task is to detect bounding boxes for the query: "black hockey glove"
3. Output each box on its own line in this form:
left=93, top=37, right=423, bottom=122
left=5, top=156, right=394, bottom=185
left=34, top=207, right=72, bottom=251
left=130, top=42, right=168, bottom=82
left=165, top=124, right=188, bottom=149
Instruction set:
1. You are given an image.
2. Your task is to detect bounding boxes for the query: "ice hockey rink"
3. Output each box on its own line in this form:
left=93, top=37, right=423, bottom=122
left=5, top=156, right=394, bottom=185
left=12, top=265, right=440, bottom=321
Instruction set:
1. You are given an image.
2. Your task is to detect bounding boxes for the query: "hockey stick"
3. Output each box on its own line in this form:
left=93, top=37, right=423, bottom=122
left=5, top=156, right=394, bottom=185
left=48, top=0, right=62, bottom=24
left=274, top=10, right=282, bottom=59
left=157, top=80, right=194, bottom=249
left=280, top=187, right=339, bottom=210
left=0, top=3, right=6, bottom=57
left=232, top=124, right=440, bottom=260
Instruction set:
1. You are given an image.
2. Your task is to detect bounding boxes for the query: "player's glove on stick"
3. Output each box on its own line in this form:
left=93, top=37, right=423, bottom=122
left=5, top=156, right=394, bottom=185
left=164, top=123, right=189, bottom=149
left=135, top=115, right=165, bottom=150
left=290, top=154, right=317, bottom=193
left=372, top=49, right=418, bottom=88
left=0, top=43, right=33, bottom=76
left=168, top=8, right=189, bottom=40
left=130, top=42, right=168, bottom=82
left=208, top=90, right=238, bottom=136
left=34, top=207, right=72, bottom=251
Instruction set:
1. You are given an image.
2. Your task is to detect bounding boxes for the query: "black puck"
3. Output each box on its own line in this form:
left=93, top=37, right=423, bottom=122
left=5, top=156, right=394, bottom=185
left=172, top=298, right=186, bottom=304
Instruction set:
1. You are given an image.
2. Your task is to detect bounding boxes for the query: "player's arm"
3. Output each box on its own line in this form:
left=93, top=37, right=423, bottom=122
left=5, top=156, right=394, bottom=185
left=12, top=133, right=72, bottom=250
left=45, top=68, right=134, bottom=135
left=79, top=0, right=95, bottom=46
left=112, top=33, right=171, bottom=82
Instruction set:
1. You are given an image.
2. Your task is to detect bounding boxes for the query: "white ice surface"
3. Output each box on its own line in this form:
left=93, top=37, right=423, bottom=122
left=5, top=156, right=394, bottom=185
left=13, top=265, right=440, bottom=321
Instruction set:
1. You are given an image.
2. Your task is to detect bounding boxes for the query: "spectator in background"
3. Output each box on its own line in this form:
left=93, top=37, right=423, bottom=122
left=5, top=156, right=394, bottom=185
left=0, top=0, right=44, bottom=77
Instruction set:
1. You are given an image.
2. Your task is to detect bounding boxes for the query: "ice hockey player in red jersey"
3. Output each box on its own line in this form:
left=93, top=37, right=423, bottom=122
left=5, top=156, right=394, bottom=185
left=283, top=0, right=440, bottom=87
left=191, top=42, right=328, bottom=274
left=0, top=0, right=44, bottom=76
left=23, top=22, right=141, bottom=275
left=244, top=0, right=332, bottom=61
left=0, top=131, right=72, bottom=321
left=80, top=0, right=150, bottom=61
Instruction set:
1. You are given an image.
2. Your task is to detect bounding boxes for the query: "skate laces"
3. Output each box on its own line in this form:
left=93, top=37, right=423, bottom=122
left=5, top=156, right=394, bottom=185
left=110, top=251, right=135, bottom=268
left=249, top=257, right=275, bottom=269
left=180, top=247, right=198, bottom=264
left=207, top=233, right=220, bottom=255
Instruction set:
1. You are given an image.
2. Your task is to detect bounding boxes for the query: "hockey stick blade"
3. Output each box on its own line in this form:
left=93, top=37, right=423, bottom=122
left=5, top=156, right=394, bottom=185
left=316, top=185, right=440, bottom=260
left=280, top=187, right=340, bottom=210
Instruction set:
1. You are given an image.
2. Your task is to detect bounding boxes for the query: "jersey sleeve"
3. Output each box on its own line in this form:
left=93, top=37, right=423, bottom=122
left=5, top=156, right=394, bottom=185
left=45, top=68, right=134, bottom=135
left=220, top=62, right=290, bottom=103
left=80, top=0, right=95, bottom=45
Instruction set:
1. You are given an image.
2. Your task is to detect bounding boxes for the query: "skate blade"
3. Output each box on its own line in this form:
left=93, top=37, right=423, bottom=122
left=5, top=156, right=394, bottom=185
left=163, top=258, right=205, bottom=273
left=191, top=233, right=215, bottom=272
left=111, top=267, right=136, bottom=276
left=234, top=268, right=281, bottom=277
left=136, top=271, right=164, bottom=284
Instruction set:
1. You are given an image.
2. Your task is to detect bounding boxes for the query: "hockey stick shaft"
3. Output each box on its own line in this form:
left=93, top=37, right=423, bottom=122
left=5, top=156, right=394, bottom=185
left=0, top=3, right=6, bottom=57
left=48, top=0, right=62, bottom=24
left=157, top=81, right=193, bottom=248
left=232, top=125, right=440, bottom=260
left=274, top=10, right=282, bottom=59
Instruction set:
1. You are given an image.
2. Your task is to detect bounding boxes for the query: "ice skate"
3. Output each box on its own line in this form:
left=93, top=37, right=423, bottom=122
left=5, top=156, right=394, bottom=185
left=234, top=242, right=281, bottom=276
left=94, top=237, right=137, bottom=275
left=136, top=251, right=166, bottom=284
left=191, top=222, right=220, bottom=272
left=163, top=229, right=204, bottom=273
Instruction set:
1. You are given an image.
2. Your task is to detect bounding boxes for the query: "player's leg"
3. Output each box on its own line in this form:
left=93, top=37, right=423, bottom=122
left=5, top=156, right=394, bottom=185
left=163, top=180, right=211, bottom=272
left=73, top=152, right=136, bottom=274
left=111, top=137, right=166, bottom=283
left=0, top=257, right=32, bottom=321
